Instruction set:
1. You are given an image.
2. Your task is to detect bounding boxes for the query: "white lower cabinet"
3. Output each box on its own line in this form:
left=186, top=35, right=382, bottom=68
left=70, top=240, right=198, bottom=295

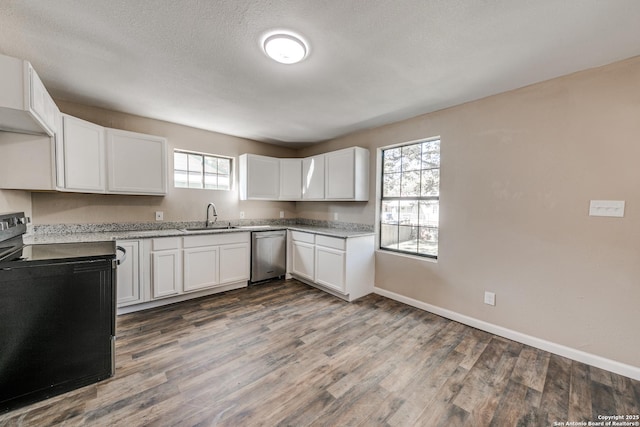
left=291, top=240, right=315, bottom=282
left=152, top=250, right=181, bottom=298
left=288, top=230, right=374, bottom=301
left=315, top=245, right=346, bottom=293
left=183, top=233, right=250, bottom=291
left=183, top=246, right=219, bottom=292
left=118, top=232, right=250, bottom=313
left=219, top=243, right=250, bottom=284
left=116, top=240, right=142, bottom=307
left=151, top=237, right=182, bottom=298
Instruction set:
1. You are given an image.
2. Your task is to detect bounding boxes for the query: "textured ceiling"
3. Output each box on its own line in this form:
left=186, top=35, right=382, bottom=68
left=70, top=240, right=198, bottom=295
left=1, top=1, right=640, bottom=147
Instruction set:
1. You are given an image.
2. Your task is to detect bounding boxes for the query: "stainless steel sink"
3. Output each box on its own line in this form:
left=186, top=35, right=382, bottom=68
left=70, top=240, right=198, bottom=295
left=180, top=225, right=237, bottom=232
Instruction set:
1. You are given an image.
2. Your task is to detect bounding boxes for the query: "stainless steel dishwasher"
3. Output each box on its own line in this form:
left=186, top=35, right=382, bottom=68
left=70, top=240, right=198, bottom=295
left=251, top=230, right=286, bottom=283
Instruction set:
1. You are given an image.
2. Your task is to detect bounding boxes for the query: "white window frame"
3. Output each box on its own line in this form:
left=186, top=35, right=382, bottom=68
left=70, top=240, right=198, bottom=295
left=173, top=149, right=233, bottom=190
left=377, top=137, right=440, bottom=259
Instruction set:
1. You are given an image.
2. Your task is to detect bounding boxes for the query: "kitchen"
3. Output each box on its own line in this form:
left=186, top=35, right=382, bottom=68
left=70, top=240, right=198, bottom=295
left=2, top=1, right=640, bottom=425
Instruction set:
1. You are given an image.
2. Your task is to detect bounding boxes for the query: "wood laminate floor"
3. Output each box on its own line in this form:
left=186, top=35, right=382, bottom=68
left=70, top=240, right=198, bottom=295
left=1, top=279, right=638, bottom=426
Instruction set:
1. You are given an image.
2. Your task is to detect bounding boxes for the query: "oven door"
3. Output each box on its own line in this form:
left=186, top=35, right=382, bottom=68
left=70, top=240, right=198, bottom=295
left=0, top=258, right=115, bottom=413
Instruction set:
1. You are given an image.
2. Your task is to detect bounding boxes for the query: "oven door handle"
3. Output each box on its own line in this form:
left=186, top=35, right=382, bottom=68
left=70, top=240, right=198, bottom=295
left=116, top=246, right=127, bottom=266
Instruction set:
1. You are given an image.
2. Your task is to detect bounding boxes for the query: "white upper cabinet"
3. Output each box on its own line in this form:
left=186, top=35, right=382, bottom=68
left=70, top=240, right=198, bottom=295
left=29, top=66, right=58, bottom=136
left=0, top=53, right=58, bottom=137
left=290, top=232, right=316, bottom=282
left=302, top=154, right=325, bottom=200
left=106, top=128, right=168, bottom=195
left=239, top=154, right=280, bottom=200
left=325, top=147, right=369, bottom=201
left=238, top=147, right=369, bottom=202
left=57, top=116, right=167, bottom=195
left=279, top=158, right=302, bottom=200
left=0, top=54, right=167, bottom=196
left=61, top=114, right=106, bottom=193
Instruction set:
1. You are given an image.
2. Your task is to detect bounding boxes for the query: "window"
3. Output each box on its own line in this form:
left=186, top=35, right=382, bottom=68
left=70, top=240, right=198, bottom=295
left=380, top=138, right=440, bottom=258
left=174, top=150, right=231, bottom=190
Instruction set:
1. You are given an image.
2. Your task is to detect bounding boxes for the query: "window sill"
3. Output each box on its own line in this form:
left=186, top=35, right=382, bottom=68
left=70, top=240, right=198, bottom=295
left=375, top=249, right=438, bottom=264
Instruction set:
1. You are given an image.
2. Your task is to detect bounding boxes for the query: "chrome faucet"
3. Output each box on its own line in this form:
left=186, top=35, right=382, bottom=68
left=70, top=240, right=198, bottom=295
left=205, top=203, right=218, bottom=227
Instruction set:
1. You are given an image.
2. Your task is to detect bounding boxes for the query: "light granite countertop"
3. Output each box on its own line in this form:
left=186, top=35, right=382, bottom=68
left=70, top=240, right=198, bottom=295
left=24, top=224, right=374, bottom=245
left=286, top=225, right=374, bottom=239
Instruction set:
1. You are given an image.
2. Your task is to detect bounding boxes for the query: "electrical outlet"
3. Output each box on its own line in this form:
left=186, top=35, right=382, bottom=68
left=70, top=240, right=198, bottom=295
left=155, top=211, right=163, bottom=221
left=333, top=212, right=339, bottom=221
left=484, top=291, right=496, bottom=306
left=239, top=211, right=245, bottom=219
left=280, top=211, right=285, bottom=218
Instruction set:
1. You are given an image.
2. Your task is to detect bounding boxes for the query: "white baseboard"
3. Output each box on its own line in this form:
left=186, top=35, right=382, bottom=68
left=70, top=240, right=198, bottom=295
left=374, top=287, right=640, bottom=381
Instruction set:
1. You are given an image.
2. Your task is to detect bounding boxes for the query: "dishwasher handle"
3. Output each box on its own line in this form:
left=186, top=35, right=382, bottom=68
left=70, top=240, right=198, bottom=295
left=253, top=231, right=286, bottom=239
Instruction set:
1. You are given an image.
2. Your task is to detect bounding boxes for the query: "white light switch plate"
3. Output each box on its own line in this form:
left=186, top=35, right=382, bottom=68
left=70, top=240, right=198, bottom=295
left=589, top=200, right=625, bottom=217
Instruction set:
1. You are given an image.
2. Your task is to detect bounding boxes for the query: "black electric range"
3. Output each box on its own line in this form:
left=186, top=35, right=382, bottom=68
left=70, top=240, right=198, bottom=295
left=0, top=212, right=119, bottom=413
left=1, top=240, right=117, bottom=266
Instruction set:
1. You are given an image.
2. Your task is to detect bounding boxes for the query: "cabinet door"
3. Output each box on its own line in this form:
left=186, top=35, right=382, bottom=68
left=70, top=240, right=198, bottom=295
left=279, top=158, right=302, bottom=200
left=28, top=66, right=57, bottom=136
left=240, top=154, right=280, bottom=200
left=291, top=240, right=315, bottom=281
left=62, top=114, right=105, bottom=192
left=315, top=246, right=346, bottom=293
left=0, top=55, right=55, bottom=136
left=325, top=148, right=355, bottom=199
left=302, top=154, right=325, bottom=199
left=219, top=243, right=250, bottom=284
left=106, top=129, right=167, bottom=195
left=116, top=240, right=141, bottom=307
left=152, top=249, right=181, bottom=298
left=183, top=246, right=219, bottom=292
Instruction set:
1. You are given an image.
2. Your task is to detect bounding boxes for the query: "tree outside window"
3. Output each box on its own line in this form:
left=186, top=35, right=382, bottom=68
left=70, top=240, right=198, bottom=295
left=380, top=139, right=440, bottom=258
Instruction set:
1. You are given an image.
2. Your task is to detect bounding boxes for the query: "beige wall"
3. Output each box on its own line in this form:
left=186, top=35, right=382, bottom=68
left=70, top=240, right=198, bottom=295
left=9, top=56, right=640, bottom=369
left=301, top=56, right=640, bottom=368
left=0, top=189, right=31, bottom=217
left=32, top=101, right=298, bottom=224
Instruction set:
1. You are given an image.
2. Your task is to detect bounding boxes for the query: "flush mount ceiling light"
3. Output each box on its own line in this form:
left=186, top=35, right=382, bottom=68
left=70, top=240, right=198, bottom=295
left=263, top=33, right=308, bottom=64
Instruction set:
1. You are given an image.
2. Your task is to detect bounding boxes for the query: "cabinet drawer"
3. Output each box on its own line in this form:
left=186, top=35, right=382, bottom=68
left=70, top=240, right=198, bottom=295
left=315, top=235, right=346, bottom=250
left=291, top=231, right=315, bottom=244
left=183, top=232, right=250, bottom=248
left=152, top=237, right=181, bottom=251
